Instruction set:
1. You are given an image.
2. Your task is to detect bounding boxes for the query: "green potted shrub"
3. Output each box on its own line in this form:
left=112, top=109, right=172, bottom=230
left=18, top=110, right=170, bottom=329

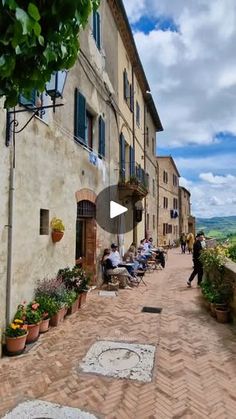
left=50, top=217, right=65, bottom=243
left=35, top=294, right=60, bottom=333
left=5, top=319, right=28, bottom=355
left=200, top=246, right=234, bottom=323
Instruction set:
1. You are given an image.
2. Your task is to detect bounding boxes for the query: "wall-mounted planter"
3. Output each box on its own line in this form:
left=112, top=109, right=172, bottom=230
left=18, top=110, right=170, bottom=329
left=51, top=231, right=64, bottom=243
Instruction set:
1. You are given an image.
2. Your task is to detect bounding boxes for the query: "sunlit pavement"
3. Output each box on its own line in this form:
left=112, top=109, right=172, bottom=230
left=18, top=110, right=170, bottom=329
left=1, top=249, right=236, bottom=418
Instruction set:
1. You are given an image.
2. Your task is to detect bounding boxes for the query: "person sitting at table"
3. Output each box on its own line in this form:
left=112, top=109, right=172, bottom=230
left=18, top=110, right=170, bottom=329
left=104, top=246, right=133, bottom=289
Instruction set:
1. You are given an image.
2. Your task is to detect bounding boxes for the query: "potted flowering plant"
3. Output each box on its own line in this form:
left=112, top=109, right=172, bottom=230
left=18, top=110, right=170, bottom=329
left=50, top=217, right=65, bottom=243
left=35, top=277, right=66, bottom=326
left=14, top=302, right=41, bottom=343
left=5, top=319, right=28, bottom=355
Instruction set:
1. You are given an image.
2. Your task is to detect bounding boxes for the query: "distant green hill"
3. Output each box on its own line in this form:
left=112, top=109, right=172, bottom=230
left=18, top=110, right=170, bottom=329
left=196, top=216, right=236, bottom=242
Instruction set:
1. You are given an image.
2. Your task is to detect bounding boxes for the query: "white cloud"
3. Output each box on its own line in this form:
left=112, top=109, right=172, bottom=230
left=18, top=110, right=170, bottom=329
left=199, top=172, right=236, bottom=185
left=124, top=0, right=236, bottom=147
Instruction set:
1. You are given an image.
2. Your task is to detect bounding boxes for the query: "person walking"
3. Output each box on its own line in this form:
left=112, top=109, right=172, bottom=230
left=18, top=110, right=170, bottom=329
left=187, top=233, right=205, bottom=287
left=180, top=232, right=187, bottom=253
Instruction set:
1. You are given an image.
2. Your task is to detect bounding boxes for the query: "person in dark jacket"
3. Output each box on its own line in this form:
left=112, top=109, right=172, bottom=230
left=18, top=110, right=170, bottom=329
left=187, top=233, right=205, bottom=287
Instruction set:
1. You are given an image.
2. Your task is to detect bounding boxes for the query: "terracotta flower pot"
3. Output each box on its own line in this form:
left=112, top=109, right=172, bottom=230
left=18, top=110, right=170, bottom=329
left=215, top=308, right=230, bottom=323
left=78, top=291, right=87, bottom=308
left=210, top=303, right=216, bottom=318
left=39, top=318, right=50, bottom=333
left=26, top=323, right=40, bottom=344
left=6, top=332, right=28, bottom=355
left=67, top=299, right=79, bottom=315
left=51, top=231, right=64, bottom=243
left=49, top=307, right=65, bottom=327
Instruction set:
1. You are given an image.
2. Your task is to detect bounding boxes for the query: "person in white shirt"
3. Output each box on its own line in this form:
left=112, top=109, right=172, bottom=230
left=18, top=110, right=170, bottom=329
left=109, top=243, right=122, bottom=267
left=106, top=244, right=133, bottom=288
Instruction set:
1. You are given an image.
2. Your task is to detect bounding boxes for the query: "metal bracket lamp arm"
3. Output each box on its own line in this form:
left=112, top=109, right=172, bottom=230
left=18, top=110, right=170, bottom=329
left=5, top=103, right=64, bottom=147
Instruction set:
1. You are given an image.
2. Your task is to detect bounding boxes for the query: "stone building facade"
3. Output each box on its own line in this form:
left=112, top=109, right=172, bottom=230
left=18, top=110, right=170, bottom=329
left=0, top=0, right=162, bottom=338
left=179, top=187, right=196, bottom=236
left=156, top=156, right=180, bottom=246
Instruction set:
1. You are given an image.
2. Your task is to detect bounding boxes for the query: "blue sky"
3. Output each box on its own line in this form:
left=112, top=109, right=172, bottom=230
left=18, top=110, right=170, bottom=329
left=124, top=0, right=236, bottom=217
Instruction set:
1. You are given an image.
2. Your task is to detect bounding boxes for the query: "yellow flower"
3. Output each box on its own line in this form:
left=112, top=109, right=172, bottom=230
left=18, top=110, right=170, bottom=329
left=11, top=323, right=20, bottom=330
left=14, top=319, right=23, bottom=324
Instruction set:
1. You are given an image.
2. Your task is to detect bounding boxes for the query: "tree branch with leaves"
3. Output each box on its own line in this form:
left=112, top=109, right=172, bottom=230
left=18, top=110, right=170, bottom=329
left=0, top=0, right=100, bottom=107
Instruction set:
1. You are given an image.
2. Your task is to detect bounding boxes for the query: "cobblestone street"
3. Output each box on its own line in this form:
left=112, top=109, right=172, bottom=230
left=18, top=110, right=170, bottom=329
left=1, top=249, right=236, bottom=419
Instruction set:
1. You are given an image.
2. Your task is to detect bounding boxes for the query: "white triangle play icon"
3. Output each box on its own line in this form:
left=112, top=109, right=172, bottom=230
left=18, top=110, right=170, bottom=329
left=110, top=201, right=128, bottom=219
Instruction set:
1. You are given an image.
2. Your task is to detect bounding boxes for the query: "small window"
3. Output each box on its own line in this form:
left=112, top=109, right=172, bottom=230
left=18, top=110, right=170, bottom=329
left=40, top=209, right=49, bottom=235
left=163, top=197, right=168, bottom=209
left=147, top=213, right=150, bottom=230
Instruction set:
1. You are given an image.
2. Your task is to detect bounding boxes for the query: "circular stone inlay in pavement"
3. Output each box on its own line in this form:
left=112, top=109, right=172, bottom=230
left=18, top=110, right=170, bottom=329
left=98, top=348, right=140, bottom=370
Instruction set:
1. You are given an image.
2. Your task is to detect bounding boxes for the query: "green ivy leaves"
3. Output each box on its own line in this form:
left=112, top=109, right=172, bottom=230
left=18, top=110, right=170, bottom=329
left=0, top=0, right=100, bottom=107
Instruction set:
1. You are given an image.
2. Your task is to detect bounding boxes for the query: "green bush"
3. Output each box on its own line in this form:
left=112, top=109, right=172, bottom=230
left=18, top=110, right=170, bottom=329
left=228, top=244, right=236, bottom=263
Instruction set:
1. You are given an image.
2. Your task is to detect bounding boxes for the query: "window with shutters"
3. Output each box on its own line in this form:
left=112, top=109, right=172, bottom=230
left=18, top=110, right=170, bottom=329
left=163, top=170, right=168, bottom=184
left=93, top=10, right=101, bottom=49
left=123, top=69, right=130, bottom=101
left=74, top=89, right=86, bottom=145
left=98, top=116, right=105, bottom=158
left=173, top=197, right=178, bottom=209
left=163, top=197, right=168, bottom=209
left=136, top=101, right=140, bottom=126
left=163, top=223, right=168, bottom=236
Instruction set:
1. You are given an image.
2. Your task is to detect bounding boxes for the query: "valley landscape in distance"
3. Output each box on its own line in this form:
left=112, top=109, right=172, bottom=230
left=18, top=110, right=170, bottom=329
left=196, top=215, right=236, bottom=243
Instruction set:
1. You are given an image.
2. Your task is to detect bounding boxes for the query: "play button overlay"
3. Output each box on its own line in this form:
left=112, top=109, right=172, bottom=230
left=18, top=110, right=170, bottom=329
left=110, top=201, right=128, bottom=219
left=95, top=185, right=140, bottom=234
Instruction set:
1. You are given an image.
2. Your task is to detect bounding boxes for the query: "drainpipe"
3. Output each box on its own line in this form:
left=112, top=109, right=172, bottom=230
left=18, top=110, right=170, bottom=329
left=143, top=102, right=147, bottom=238
left=5, top=110, right=15, bottom=325
left=156, top=159, right=160, bottom=246
left=131, top=65, right=136, bottom=244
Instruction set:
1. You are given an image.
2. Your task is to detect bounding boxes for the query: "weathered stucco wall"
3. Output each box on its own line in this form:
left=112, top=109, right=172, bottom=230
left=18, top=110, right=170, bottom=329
left=157, top=157, right=179, bottom=246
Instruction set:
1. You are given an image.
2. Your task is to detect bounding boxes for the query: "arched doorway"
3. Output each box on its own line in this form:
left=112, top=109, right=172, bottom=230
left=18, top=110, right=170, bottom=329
left=75, top=191, right=97, bottom=281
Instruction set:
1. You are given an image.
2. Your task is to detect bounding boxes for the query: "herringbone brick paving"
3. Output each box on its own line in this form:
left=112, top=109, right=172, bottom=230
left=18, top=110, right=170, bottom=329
left=1, top=249, right=236, bottom=418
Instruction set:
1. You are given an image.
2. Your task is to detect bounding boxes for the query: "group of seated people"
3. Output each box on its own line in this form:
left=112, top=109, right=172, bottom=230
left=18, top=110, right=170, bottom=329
left=101, top=239, right=165, bottom=289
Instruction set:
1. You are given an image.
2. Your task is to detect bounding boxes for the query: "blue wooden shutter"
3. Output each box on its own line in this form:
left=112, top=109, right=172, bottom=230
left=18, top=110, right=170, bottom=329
left=123, top=70, right=129, bottom=100
left=74, top=88, right=86, bottom=143
left=130, top=84, right=134, bottom=112
left=96, top=12, right=101, bottom=49
left=93, top=10, right=101, bottom=49
left=120, top=133, right=126, bottom=180
left=98, top=116, right=105, bottom=157
left=129, top=146, right=135, bottom=176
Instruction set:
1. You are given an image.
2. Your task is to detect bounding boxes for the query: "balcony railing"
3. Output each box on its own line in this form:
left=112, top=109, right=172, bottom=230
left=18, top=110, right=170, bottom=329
left=118, top=165, right=148, bottom=200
